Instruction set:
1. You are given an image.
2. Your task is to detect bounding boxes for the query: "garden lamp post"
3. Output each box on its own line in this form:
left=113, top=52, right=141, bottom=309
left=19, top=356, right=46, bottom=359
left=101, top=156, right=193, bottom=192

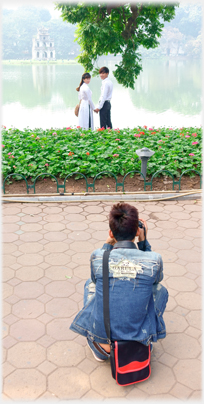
left=136, top=147, right=155, bottom=180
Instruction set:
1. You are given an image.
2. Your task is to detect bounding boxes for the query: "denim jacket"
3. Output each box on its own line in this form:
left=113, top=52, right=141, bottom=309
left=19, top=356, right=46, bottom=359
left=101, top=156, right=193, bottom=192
left=70, top=239, right=168, bottom=345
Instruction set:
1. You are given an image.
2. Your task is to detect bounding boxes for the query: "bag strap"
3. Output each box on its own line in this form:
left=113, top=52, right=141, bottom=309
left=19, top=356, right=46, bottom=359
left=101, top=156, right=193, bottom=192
left=103, top=250, right=111, bottom=343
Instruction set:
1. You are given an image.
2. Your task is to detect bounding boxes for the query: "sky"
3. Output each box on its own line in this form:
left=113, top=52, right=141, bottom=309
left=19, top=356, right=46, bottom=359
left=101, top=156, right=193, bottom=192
left=2, top=0, right=202, bottom=17
left=1, top=0, right=61, bottom=18
left=2, top=0, right=201, bottom=11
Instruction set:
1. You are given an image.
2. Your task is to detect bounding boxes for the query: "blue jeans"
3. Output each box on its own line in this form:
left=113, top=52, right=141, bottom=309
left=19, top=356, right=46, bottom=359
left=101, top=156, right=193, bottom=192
left=84, top=280, right=110, bottom=360
left=84, top=279, right=167, bottom=315
left=84, top=279, right=162, bottom=360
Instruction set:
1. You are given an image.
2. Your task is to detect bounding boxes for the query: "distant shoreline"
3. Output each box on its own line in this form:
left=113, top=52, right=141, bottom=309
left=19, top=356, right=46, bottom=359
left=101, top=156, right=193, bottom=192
left=2, top=55, right=201, bottom=66
left=2, top=59, right=78, bottom=65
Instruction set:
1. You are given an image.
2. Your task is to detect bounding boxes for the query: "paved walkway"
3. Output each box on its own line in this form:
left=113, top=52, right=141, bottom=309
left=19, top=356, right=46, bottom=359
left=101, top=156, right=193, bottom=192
left=2, top=199, right=202, bottom=401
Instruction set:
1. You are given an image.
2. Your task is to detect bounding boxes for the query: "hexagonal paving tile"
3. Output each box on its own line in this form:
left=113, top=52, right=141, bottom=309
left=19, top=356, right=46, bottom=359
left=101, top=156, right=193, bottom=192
left=3, top=284, right=13, bottom=299
left=44, top=253, right=70, bottom=266
left=14, top=282, right=44, bottom=299
left=166, top=276, right=197, bottom=292
left=86, top=213, right=108, bottom=222
left=88, top=221, right=109, bottom=231
left=45, top=266, right=73, bottom=280
left=90, top=365, right=128, bottom=397
left=44, top=242, right=69, bottom=253
left=2, top=267, right=15, bottom=282
left=48, top=367, right=90, bottom=399
left=2, top=302, right=11, bottom=317
left=43, top=214, right=64, bottom=223
left=173, top=359, right=201, bottom=390
left=12, top=300, right=44, bottom=318
left=17, top=253, right=43, bottom=266
left=47, top=340, right=85, bottom=366
left=18, top=242, right=43, bottom=253
left=69, top=241, right=94, bottom=253
left=63, top=206, right=83, bottom=214
left=43, top=222, right=66, bottom=231
left=164, top=263, right=186, bottom=277
left=20, top=232, right=43, bottom=242
left=3, top=207, right=21, bottom=215
left=44, top=232, right=67, bottom=242
left=45, top=280, right=75, bottom=297
left=66, top=221, right=89, bottom=231
left=2, top=243, right=18, bottom=254
left=84, top=206, right=104, bottom=214
left=21, top=223, right=43, bottom=232
left=10, top=319, right=45, bottom=341
left=4, top=369, right=46, bottom=400
left=161, top=333, right=201, bottom=359
left=7, top=342, right=46, bottom=368
left=46, top=297, right=78, bottom=317
left=175, top=292, right=201, bottom=310
left=16, top=266, right=44, bottom=281
left=73, top=266, right=90, bottom=280
left=68, top=231, right=91, bottom=241
left=43, top=207, right=63, bottom=214
left=185, top=310, right=201, bottom=330
left=3, top=255, right=17, bottom=267
left=3, top=223, right=20, bottom=233
left=176, top=249, right=201, bottom=263
left=47, top=318, right=76, bottom=341
left=65, top=213, right=86, bottom=222
left=163, top=312, right=188, bottom=333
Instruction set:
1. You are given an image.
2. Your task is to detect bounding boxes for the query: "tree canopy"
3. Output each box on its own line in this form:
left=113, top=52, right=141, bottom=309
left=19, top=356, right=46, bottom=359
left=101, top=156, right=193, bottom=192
left=56, top=2, right=178, bottom=88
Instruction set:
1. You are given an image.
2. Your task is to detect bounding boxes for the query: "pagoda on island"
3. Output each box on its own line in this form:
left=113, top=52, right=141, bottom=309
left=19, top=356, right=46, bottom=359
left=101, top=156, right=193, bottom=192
left=32, top=27, right=55, bottom=60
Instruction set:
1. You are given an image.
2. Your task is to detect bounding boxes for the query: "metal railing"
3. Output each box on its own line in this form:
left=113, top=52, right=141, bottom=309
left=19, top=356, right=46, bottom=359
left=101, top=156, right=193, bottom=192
left=2, top=169, right=202, bottom=194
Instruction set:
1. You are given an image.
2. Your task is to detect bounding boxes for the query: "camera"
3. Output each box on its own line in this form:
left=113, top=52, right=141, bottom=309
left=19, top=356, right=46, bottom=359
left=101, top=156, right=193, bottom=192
left=138, top=220, right=146, bottom=240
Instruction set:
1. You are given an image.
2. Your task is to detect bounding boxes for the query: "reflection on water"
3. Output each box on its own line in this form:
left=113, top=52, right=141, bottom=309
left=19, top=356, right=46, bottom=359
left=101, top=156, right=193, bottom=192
left=32, top=64, right=56, bottom=98
left=2, top=58, right=202, bottom=129
left=130, top=59, right=201, bottom=115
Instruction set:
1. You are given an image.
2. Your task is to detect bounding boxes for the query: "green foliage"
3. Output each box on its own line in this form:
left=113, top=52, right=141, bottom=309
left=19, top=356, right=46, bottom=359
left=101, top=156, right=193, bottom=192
left=2, top=6, right=78, bottom=60
left=1, top=126, right=202, bottom=180
left=56, top=2, right=177, bottom=88
left=2, top=6, right=52, bottom=59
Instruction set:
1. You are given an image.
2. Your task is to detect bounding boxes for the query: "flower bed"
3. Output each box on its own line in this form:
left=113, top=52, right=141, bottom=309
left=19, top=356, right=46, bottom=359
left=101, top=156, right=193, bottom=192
left=1, top=125, right=202, bottom=181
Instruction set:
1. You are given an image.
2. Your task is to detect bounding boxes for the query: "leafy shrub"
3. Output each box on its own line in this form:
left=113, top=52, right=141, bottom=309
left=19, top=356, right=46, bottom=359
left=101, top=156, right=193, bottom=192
left=1, top=125, right=202, bottom=180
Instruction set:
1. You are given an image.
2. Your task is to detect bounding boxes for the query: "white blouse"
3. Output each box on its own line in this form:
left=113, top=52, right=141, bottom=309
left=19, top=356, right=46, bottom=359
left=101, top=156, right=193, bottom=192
left=79, top=83, right=95, bottom=110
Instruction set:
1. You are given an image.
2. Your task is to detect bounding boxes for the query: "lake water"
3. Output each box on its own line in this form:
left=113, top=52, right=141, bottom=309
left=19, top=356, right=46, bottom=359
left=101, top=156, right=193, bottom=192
left=2, top=57, right=202, bottom=130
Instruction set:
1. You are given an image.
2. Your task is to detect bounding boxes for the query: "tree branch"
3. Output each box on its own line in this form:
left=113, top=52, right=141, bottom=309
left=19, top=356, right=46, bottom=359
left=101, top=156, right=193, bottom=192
left=122, top=4, right=143, bottom=41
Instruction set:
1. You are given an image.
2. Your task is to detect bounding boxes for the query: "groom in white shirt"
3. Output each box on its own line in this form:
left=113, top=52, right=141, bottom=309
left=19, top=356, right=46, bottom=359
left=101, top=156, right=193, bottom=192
left=95, top=66, right=113, bottom=129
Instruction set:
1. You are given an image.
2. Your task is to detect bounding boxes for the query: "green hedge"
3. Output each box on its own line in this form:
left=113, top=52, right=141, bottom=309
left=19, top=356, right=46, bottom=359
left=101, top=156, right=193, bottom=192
left=1, top=125, right=202, bottom=181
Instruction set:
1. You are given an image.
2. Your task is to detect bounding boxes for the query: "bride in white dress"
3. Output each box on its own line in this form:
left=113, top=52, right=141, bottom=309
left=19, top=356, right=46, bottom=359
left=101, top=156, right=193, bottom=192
left=76, top=73, right=96, bottom=130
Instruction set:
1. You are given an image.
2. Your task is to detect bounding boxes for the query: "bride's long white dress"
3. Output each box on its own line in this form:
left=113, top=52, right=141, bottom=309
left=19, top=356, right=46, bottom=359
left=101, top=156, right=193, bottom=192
left=78, top=83, right=95, bottom=130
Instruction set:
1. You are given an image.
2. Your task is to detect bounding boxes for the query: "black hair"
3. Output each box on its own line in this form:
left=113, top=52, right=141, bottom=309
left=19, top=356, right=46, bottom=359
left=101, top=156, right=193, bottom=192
left=99, top=66, right=109, bottom=74
left=109, top=203, right=139, bottom=241
left=76, top=72, right=91, bottom=91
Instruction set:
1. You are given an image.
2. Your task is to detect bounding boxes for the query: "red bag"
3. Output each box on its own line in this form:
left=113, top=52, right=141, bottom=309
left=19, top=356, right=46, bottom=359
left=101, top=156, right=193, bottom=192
left=110, top=340, right=151, bottom=386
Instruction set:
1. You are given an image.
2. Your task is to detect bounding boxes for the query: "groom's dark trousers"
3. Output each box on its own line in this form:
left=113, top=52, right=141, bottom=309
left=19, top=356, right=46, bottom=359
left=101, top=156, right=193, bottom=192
left=99, top=101, right=112, bottom=129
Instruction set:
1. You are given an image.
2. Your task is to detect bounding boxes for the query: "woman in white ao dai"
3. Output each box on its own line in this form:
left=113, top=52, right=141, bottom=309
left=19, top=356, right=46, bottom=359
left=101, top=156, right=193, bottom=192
left=76, top=73, right=95, bottom=130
